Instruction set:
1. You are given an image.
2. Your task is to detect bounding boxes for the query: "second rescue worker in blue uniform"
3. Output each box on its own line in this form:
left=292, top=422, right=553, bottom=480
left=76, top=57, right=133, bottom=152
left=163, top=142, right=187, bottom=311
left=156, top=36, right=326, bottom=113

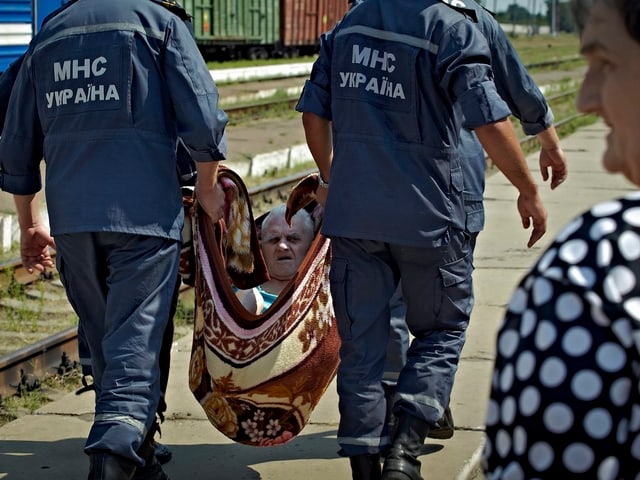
left=0, top=0, right=228, bottom=478
left=296, top=0, right=548, bottom=479
left=383, top=0, right=569, bottom=439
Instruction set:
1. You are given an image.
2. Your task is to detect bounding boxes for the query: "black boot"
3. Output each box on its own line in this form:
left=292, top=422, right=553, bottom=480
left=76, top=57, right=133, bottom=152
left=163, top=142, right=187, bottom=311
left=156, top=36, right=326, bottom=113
left=381, top=413, right=430, bottom=480
left=427, top=406, right=454, bottom=440
left=87, top=453, right=136, bottom=480
left=350, top=454, right=382, bottom=480
left=132, top=423, right=170, bottom=480
left=132, top=459, right=170, bottom=480
left=153, top=441, right=172, bottom=465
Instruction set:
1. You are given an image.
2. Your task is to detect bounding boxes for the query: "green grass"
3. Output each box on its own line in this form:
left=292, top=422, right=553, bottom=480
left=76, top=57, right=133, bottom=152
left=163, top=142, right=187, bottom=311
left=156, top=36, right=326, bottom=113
left=0, top=279, right=195, bottom=428
left=207, top=55, right=317, bottom=70
left=500, top=32, right=581, bottom=65
left=0, top=368, right=84, bottom=427
left=173, top=289, right=195, bottom=329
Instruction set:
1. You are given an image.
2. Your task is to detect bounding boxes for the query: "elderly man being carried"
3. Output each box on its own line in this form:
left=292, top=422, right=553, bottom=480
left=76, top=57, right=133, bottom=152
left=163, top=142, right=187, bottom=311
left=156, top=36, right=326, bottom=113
left=235, top=204, right=315, bottom=314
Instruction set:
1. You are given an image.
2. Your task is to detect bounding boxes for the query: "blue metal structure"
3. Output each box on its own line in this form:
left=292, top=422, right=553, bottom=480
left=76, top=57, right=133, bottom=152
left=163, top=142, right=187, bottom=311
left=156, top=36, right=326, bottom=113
left=0, top=0, right=66, bottom=73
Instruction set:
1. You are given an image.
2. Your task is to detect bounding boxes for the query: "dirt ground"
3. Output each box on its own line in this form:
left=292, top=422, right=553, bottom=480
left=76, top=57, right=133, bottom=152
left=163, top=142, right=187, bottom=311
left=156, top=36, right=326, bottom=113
left=217, top=76, right=308, bottom=166
left=223, top=114, right=307, bottom=166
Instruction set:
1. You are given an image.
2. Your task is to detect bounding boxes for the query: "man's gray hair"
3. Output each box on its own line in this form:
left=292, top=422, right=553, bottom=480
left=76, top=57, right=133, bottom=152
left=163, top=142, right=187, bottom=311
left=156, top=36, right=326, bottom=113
left=261, top=204, right=314, bottom=238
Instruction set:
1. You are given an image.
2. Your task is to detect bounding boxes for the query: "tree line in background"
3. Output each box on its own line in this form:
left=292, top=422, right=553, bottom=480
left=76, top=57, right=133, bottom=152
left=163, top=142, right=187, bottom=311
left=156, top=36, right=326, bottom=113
left=476, top=0, right=579, bottom=34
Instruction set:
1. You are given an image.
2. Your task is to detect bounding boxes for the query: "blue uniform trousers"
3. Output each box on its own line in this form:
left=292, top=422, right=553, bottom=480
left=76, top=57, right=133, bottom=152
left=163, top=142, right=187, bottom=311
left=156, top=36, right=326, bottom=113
left=329, top=230, right=473, bottom=456
left=55, top=232, right=179, bottom=465
left=383, top=288, right=409, bottom=386
left=384, top=229, right=479, bottom=384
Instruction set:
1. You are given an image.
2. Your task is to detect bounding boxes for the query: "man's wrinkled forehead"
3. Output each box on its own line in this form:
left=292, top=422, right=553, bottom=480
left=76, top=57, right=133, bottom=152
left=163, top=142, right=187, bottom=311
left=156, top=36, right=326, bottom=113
left=263, top=215, right=299, bottom=234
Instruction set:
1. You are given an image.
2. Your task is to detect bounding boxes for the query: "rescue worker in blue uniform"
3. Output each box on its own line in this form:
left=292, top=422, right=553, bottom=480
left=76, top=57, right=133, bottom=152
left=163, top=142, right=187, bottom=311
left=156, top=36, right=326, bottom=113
left=296, top=0, right=548, bottom=478
left=0, top=0, right=228, bottom=479
left=382, top=0, right=569, bottom=441
left=1, top=2, right=180, bottom=471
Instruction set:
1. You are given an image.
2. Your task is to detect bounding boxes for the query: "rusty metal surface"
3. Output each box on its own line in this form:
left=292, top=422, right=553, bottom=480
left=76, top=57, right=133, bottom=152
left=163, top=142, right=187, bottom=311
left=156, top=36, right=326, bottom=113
left=281, top=0, right=347, bottom=47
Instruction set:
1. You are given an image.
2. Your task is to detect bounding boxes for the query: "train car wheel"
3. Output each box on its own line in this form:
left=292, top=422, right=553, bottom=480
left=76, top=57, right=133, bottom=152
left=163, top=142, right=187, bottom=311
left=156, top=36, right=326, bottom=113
left=248, top=47, right=268, bottom=60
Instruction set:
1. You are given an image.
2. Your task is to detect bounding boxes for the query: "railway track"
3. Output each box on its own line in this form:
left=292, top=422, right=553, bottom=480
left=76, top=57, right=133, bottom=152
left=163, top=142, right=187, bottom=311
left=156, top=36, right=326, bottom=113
left=0, top=75, right=588, bottom=401
left=224, top=97, right=300, bottom=125
left=0, top=170, right=315, bottom=400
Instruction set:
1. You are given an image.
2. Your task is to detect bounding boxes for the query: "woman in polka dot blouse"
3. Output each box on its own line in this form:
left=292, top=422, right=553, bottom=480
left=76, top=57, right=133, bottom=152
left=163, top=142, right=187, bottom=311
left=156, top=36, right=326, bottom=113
left=483, top=1, right=640, bottom=478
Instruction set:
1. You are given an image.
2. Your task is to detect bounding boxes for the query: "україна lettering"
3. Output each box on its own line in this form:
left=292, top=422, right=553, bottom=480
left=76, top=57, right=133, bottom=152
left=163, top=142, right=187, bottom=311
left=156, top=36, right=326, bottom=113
left=46, top=56, right=120, bottom=108
left=338, top=45, right=406, bottom=100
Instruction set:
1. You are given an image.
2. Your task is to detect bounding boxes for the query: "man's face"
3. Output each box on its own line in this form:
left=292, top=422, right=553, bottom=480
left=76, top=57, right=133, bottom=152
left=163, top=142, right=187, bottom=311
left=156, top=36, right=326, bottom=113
left=577, top=0, right=640, bottom=185
left=260, top=213, right=314, bottom=282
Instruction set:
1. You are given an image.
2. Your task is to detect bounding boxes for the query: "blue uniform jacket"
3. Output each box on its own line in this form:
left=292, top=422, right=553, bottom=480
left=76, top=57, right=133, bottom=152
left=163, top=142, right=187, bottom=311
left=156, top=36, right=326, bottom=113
left=296, top=0, right=510, bottom=247
left=462, top=1, right=554, bottom=235
left=0, top=0, right=227, bottom=241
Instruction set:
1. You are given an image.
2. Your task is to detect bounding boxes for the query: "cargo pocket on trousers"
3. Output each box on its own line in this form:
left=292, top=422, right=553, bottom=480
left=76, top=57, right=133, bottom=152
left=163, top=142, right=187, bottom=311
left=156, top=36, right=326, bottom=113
left=465, top=201, right=485, bottom=234
left=329, top=257, right=353, bottom=341
left=437, top=253, right=474, bottom=324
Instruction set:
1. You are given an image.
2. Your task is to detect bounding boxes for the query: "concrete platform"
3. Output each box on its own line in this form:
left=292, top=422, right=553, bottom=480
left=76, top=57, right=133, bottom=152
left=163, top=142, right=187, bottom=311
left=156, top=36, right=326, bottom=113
left=0, top=120, right=634, bottom=479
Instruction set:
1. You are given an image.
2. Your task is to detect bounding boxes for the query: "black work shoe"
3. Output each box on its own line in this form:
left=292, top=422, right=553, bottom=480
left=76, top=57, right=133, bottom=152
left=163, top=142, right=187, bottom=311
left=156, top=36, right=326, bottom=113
left=349, top=454, right=382, bottom=480
left=382, top=452, right=423, bottom=480
left=88, top=452, right=137, bottom=480
left=382, top=413, right=429, bottom=480
left=133, top=422, right=170, bottom=479
left=132, top=457, right=170, bottom=480
left=426, top=406, right=454, bottom=440
left=153, top=441, right=172, bottom=465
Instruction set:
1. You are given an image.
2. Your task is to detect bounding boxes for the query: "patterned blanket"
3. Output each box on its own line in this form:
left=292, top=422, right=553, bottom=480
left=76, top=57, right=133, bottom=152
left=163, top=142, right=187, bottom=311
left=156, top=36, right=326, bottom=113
left=187, top=168, right=341, bottom=446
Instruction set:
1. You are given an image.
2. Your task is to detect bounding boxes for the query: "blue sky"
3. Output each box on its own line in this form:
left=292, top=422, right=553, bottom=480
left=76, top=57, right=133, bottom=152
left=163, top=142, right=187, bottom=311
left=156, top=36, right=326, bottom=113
left=486, top=0, right=549, bottom=15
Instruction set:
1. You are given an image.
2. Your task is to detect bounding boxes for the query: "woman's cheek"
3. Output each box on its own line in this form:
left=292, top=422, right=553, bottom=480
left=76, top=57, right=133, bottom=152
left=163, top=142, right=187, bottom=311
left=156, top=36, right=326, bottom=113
left=602, top=137, right=620, bottom=174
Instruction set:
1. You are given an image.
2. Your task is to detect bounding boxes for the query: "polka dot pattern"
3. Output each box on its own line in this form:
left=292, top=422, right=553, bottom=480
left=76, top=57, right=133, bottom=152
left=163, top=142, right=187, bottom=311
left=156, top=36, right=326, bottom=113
left=567, top=265, right=597, bottom=288
left=515, top=350, right=535, bottom=380
left=562, top=326, right=592, bottom=356
left=571, top=370, right=602, bottom=401
left=590, top=217, right=617, bottom=239
left=484, top=196, right=640, bottom=478
left=543, top=403, right=573, bottom=433
left=539, top=357, right=566, bottom=387
left=559, top=239, right=589, bottom=263
left=519, top=310, right=536, bottom=337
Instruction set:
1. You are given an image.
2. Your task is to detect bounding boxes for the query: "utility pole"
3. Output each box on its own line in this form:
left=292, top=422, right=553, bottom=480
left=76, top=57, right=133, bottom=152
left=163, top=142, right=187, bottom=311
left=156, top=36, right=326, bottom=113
left=551, top=0, right=557, bottom=37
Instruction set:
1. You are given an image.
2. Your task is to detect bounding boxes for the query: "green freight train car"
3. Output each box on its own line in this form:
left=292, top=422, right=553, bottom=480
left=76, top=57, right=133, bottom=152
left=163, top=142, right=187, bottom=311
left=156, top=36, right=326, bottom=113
left=183, top=0, right=348, bottom=60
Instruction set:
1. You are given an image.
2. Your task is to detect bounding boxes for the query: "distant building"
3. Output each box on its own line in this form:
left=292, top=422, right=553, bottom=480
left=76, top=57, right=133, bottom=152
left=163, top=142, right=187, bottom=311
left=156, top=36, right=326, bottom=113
left=499, top=23, right=551, bottom=35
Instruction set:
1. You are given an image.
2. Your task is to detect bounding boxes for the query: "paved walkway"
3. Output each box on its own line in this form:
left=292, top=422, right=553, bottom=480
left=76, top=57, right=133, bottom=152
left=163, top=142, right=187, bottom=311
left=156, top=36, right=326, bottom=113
left=0, top=120, right=635, bottom=479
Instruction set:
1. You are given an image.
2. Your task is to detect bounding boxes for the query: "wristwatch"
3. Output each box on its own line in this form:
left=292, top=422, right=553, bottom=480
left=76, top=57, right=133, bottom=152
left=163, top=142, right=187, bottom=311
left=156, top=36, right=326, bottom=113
left=318, top=173, right=329, bottom=189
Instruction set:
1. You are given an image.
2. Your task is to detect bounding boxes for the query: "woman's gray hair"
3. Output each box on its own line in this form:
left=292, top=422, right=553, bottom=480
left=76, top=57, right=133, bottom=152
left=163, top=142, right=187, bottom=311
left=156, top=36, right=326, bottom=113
left=571, top=0, right=640, bottom=41
left=570, top=0, right=593, bottom=34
